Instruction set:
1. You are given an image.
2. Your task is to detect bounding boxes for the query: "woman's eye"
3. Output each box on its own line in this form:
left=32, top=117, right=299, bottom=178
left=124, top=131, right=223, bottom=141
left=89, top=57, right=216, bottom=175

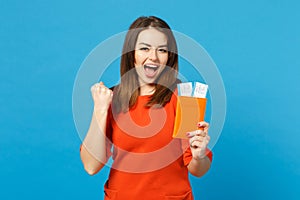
left=140, top=47, right=149, bottom=51
left=158, top=49, right=168, bottom=53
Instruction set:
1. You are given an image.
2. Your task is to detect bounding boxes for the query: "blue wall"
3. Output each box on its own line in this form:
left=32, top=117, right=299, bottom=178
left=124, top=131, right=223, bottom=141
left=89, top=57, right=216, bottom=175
left=1, top=0, right=299, bottom=199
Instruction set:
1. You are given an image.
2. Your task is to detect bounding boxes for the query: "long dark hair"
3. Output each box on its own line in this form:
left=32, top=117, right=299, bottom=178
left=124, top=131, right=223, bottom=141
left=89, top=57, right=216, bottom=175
left=112, top=16, right=179, bottom=113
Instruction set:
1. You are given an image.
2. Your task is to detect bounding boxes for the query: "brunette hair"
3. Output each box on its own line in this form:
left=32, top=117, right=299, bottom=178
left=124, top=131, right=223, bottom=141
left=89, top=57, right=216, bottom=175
left=112, top=16, right=179, bottom=113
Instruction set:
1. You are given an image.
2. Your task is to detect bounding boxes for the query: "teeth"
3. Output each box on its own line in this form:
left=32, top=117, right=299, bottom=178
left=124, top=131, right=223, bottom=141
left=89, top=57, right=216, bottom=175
left=147, top=64, right=158, bottom=67
left=144, top=64, right=158, bottom=70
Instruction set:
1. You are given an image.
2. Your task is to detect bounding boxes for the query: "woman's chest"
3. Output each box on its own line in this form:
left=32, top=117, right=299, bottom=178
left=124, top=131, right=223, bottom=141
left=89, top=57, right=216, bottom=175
left=111, top=105, right=175, bottom=153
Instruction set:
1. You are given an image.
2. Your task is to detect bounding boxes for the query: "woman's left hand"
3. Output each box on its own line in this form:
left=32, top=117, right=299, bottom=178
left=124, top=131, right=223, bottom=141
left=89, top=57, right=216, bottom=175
left=186, top=121, right=210, bottom=160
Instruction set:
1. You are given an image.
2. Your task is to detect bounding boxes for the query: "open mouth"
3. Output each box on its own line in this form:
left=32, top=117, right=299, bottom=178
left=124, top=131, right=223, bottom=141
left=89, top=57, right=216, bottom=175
left=143, top=64, right=159, bottom=78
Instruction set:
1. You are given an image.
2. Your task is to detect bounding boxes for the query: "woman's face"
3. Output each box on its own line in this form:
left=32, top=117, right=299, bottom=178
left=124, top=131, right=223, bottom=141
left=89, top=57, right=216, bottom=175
left=134, top=28, right=169, bottom=86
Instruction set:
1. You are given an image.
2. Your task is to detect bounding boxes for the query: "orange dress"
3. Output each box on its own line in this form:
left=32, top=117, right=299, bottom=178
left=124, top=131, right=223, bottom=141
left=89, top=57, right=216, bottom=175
left=103, top=93, right=213, bottom=200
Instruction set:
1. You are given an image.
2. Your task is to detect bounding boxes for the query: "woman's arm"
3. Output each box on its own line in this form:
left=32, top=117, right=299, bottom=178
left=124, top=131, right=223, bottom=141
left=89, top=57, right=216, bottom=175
left=186, top=121, right=211, bottom=177
left=187, top=155, right=211, bottom=177
left=80, top=82, right=113, bottom=175
left=80, top=111, right=109, bottom=175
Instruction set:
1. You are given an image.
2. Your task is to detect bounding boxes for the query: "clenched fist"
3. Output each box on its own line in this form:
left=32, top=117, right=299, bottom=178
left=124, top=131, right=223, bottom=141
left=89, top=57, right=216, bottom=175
left=90, top=82, right=113, bottom=112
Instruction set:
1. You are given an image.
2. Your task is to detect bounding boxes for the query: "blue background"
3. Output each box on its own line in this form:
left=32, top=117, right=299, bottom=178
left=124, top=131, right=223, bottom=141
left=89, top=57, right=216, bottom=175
left=1, top=0, right=299, bottom=199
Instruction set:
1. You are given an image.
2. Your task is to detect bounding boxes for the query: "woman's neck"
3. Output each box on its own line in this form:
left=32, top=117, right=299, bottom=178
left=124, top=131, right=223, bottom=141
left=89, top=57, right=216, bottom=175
left=139, top=84, right=155, bottom=96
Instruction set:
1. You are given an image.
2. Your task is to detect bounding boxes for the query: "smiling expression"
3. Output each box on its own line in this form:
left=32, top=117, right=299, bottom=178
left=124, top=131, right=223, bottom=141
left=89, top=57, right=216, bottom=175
left=134, top=28, right=169, bottom=86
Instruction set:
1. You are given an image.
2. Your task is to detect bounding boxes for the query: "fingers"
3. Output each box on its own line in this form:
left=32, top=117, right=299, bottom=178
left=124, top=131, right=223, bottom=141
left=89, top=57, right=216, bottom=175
left=186, top=121, right=210, bottom=149
left=90, top=82, right=113, bottom=112
left=190, top=140, right=202, bottom=148
left=90, top=82, right=113, bottom=96
left=190, top=134, right=210, bottom=149
left=197, top=121, right=209, bottom=131
left=189, top=134, right=210, bottom=145
left=189, top=135, right=205, bottom=143
left=186, top=129, right=206, bottom=138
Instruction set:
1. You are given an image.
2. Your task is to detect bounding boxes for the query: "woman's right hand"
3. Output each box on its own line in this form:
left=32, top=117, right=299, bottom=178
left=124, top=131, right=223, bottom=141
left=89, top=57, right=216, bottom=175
left=90, top=82, right=113, bottom=112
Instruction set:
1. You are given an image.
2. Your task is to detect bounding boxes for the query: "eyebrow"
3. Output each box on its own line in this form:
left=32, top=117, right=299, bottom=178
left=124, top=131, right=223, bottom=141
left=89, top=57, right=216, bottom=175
left=138, top=42, right=168, bottom=48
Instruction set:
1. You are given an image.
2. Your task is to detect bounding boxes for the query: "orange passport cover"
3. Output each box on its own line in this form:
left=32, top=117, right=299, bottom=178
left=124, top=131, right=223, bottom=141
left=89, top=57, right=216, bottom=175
left=172, top=96, right=207, bottom=139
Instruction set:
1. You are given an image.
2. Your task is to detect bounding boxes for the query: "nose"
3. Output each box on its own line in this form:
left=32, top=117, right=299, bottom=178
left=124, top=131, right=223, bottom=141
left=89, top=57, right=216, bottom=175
left=148, top=48, right=158, bottom=61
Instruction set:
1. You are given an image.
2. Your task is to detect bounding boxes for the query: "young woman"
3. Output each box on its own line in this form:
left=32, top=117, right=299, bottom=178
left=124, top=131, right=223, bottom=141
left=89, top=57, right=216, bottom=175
left=80, top=16, right=212, bottom=200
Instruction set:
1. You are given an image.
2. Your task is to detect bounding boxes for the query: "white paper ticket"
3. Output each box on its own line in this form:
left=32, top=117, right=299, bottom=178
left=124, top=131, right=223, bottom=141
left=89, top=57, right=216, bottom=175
left=192, top=82, right=208, bottom=98
left=177, top=82, right=193, bottom=97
